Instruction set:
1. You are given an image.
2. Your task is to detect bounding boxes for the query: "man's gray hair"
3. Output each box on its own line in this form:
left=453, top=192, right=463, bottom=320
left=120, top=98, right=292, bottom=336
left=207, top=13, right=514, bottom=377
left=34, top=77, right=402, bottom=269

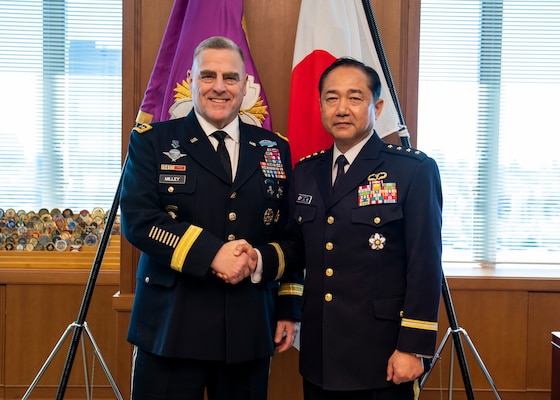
left=193, top=36, right=245, bottom=63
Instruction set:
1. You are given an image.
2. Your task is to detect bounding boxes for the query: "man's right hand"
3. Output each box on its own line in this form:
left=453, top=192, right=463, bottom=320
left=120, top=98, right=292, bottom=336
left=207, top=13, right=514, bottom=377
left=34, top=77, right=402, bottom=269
left=211, top=240, right=256, bottom=284
left=233, top=241, right=258, bottom=265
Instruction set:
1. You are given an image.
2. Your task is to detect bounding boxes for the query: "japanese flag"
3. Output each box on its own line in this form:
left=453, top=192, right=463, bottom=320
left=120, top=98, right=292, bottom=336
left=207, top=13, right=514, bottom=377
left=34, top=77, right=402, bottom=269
left=287, top=0, right=401, bottom=164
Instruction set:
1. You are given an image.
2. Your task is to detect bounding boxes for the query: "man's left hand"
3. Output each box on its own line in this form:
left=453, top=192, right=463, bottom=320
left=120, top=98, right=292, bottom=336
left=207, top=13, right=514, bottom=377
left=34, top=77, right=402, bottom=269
left=386, top=349, right=425, bottom=384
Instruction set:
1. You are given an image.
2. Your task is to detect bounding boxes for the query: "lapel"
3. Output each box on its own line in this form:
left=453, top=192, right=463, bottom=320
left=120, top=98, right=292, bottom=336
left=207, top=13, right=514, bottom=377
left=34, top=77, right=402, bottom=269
left=234, top=124, right=265, bottom=190
left=177, top=111, right=231, bottom=182
left=315, top=148, right=335, bottom=204
left=328, top=133, right=386, bottom=207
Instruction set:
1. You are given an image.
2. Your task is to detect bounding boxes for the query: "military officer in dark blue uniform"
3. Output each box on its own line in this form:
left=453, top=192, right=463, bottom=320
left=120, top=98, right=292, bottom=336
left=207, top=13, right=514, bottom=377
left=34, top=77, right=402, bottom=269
left=120, top=36, right=303, bottom=400
left=243, top=58, right=442, bottom=400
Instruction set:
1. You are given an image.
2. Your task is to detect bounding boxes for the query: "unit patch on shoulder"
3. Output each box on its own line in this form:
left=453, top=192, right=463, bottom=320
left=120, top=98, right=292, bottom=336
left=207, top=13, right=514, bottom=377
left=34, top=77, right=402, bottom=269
left=133, top=123, right=153, bottom=134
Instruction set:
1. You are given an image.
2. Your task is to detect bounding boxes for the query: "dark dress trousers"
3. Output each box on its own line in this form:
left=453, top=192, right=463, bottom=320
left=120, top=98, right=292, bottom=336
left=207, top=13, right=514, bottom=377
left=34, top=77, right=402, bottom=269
left=260, top=132, right=443, bottom=391
left=120, top=110, right=303, bottom=365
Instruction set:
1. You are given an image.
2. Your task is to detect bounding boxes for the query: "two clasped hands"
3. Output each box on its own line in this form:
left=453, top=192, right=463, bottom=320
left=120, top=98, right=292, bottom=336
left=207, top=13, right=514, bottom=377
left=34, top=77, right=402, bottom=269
left=210, top=239, right=259, bottom=284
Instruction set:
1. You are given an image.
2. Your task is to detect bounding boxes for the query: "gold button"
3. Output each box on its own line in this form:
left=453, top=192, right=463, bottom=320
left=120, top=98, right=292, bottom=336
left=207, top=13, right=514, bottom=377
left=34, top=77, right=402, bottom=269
left=325, top=268, right=334, bottom=277
left=228, top=212, right=237, bottom=221
left=327, top=216, right=335, bottom=224
left=230, top=192, right=237, bottom=199
left=325, top=293, right=333, bottom=302
left=399, top=311, right=404, bottom=318
left=325, top=242, right=333, bottom=251
left=297, top=216, right=303, bottom=223
left=227, top=234, right=236, bottom=241
left=374, top=217, right=381, bottom=224
left=168, top=186, right=175, bottom=193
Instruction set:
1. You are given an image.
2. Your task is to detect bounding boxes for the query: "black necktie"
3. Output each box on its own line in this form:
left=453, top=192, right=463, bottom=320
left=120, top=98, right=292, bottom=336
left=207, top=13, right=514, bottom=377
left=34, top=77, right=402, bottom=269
left=332, top=155, right=348, bottom=192
left=212, top=130, right=232, bottom=181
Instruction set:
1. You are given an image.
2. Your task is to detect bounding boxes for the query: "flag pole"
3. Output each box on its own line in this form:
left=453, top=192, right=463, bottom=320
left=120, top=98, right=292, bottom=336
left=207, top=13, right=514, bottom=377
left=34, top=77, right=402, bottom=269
left=360, top=0, right=410, bottom=148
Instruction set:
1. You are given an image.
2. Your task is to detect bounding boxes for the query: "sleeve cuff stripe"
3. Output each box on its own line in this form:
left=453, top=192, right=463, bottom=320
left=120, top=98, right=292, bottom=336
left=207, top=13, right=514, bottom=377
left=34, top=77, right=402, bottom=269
left=278, top=283, right=303, bottom=297
left=170, top=225, right=203, bottom=272
left=401, top=318, right=438, bottom=331
left=270, top=242, right=285, bottom=280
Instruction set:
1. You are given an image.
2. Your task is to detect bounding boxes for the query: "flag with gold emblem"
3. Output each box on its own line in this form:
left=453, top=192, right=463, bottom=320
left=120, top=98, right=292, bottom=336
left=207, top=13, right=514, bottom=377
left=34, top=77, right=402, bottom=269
left=136, top=0, right=272, bottom=129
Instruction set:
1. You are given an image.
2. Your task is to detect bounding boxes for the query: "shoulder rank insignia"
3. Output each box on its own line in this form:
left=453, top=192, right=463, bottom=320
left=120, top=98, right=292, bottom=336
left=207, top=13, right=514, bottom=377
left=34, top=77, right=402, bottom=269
left=384, top=144, right=426, bottom=160
left=274, top=131, right=289, bottom=142
left=298, top=150, right=326, bottom=163
left=132, top=123, right=153, bottom=134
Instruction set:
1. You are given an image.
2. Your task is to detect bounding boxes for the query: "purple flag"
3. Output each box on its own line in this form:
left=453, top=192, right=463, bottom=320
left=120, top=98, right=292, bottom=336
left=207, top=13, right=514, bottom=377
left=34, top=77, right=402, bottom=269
left=136, top=0, right=272, bottom=130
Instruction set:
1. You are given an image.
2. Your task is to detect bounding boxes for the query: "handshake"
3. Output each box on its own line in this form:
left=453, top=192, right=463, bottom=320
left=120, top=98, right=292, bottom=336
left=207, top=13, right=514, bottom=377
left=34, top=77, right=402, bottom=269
left=210, top=239, right=258, bottom=284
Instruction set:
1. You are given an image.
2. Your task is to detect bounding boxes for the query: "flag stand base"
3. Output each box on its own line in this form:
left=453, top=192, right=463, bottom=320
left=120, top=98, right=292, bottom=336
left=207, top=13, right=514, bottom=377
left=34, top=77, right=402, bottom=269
left=22, top=321, right=123, bottom=400
left=420, top=275, right=501, bottom=399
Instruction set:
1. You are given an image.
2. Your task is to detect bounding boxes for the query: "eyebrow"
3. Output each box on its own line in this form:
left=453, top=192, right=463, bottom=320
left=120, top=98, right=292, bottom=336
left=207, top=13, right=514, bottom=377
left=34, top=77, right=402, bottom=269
left=198, top=70, right=240, bottom=80
left=324, top=88, right=364, bottom=95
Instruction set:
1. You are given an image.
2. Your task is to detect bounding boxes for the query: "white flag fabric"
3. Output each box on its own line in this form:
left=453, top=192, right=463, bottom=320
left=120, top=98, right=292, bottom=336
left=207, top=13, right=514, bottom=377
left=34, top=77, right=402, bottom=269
left=287, top=0, right=401, bottom=164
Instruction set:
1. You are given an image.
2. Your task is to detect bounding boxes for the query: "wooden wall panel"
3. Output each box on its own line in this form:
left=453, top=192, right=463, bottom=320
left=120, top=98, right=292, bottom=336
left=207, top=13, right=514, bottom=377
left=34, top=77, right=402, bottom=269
left=243, top=0, right=300, bottom=137
left=0, top=285, right=5, bottom=390
left=419, top=278, right=560, bottom=400
left=421, top=290, right=528, bottom=398
left=0, top=278, right=118, bottom=399
left=527, top=293, right=560, bottom=390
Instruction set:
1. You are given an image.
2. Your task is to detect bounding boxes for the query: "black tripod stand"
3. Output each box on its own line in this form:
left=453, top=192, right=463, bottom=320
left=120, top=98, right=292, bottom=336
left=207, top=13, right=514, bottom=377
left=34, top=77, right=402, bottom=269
left=23, top=158, right=127, bottom=400
left=360, top=2, right=501, bottom=398
left=420, top=275, right=501, bottom=399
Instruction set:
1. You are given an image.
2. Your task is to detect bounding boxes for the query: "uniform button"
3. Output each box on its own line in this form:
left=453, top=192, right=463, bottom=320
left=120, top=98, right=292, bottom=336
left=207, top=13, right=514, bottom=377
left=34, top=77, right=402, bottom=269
left=374, top=217, right=381, bottom=224
left=325, top=293, right=333, bottom=302
left=325, top=268, right=334, bottom=277
left=230, top=192, right=237, bottom=199
left=145, top=276, right=150, bottom=284
left=327, top=216, right=335, bottom=224
left=399, top=310, right=404, bottom=318
left=227, top=234, right=236, bottom=241
left=228, top=212, right=237, bottom=221
left=297, top=216, right=303, bottom=223
left=168, top=186, right=175, bottom=193
left=325, top=242, right=333, bottom=251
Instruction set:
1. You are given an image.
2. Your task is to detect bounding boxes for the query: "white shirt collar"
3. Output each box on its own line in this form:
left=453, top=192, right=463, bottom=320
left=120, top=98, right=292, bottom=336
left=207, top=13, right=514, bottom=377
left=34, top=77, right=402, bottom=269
left=332, top=131, right=374, bottom=169
left=194, top=110, right=240, bottom=143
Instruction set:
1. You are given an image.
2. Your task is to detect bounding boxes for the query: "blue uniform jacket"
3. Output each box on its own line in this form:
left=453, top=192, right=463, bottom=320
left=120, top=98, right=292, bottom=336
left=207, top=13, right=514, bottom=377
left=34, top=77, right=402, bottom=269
left=259, top=133, right=442, bottom=390
left=120, top=110, right=303, bottom=363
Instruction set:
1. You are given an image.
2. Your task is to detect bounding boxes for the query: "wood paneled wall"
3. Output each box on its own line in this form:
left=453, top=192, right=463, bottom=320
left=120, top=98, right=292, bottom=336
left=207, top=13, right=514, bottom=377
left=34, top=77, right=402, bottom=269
left=0, top=273, right=120, bottom=399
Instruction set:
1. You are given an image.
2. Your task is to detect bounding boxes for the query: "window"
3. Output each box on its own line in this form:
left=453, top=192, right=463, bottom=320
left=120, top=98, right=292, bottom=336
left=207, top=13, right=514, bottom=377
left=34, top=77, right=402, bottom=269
left=0, top=0, right=122, bottom=212
left=418, top=0, right=560, bottom=266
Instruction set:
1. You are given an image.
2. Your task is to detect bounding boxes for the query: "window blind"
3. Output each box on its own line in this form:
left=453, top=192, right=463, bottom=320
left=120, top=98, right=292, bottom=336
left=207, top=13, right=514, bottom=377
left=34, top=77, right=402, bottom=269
left=417, top=0, right=560, bottom=266
left=0, top=0, right=122, bottom=212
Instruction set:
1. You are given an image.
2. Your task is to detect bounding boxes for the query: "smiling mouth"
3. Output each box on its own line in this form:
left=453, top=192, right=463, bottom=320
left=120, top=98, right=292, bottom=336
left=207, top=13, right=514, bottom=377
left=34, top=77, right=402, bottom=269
left=210, top=98, right=228, bottom=103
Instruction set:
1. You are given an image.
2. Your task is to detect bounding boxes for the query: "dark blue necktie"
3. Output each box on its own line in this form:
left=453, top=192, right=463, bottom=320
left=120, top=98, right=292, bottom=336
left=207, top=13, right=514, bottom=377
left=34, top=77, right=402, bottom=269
left=332, top=155, right=348, bottom=192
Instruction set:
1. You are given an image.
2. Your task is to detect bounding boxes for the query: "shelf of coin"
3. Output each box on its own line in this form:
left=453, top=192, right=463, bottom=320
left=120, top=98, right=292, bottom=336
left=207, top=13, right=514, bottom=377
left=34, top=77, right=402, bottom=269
left=0, top=207, right=120, bottom=270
